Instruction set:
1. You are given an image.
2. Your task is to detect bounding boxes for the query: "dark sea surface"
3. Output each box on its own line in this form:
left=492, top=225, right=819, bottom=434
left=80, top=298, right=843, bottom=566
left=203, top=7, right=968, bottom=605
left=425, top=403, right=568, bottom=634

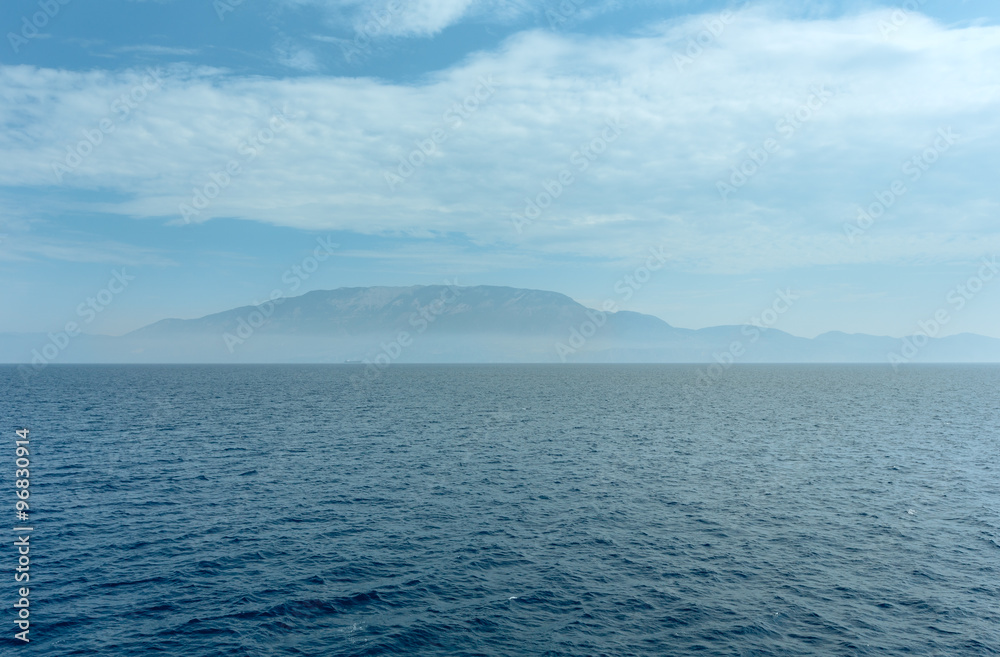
left=1, top=364, right=999, bottom=656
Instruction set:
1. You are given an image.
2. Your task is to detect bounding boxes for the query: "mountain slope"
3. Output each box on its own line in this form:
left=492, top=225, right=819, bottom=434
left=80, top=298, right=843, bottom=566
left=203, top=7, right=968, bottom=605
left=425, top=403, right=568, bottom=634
left=3, top=285, right=1000, bottom=364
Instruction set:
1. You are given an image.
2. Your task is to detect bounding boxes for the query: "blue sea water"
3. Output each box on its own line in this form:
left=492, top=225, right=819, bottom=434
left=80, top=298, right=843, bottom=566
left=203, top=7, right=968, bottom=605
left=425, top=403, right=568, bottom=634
left=1, top=364, right=999, bottom=656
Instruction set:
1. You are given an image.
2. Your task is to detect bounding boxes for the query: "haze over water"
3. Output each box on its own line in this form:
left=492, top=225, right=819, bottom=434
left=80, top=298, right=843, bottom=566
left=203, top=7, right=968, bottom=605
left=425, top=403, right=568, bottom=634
left=4, top=364, right=998, bottom=655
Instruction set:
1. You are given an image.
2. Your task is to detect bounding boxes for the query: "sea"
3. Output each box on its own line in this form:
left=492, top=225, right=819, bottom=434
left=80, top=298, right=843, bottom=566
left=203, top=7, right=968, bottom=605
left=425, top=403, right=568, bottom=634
left=1, top=364, right=998, bottom=656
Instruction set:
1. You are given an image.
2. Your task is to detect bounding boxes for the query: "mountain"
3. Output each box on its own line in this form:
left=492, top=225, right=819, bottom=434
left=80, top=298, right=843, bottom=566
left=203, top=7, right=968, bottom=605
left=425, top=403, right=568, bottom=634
left=4, top=285, right=1000, bottom=366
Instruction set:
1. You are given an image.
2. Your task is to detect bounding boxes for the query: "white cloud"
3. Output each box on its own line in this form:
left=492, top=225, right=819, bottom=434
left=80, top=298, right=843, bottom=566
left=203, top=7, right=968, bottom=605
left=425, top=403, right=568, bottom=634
left=289, top=0, right=533, bottom=37
left=2, top=7, right=1000, bottom=274
left=275, top=43, right=321, bottom=71
left=379, top=0, right=477, bottom=36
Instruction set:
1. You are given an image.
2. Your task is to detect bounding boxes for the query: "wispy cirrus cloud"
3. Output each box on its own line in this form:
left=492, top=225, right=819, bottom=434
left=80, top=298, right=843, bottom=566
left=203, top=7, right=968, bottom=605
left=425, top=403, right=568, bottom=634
left=0, top=235, right=176, bottom=266
left=113, top=45, right=201, bottom=56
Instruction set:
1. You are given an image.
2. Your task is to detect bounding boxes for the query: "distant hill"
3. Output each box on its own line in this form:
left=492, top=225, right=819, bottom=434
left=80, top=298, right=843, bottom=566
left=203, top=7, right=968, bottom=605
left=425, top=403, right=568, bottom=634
left=3, top=284, right=1000, bottom=365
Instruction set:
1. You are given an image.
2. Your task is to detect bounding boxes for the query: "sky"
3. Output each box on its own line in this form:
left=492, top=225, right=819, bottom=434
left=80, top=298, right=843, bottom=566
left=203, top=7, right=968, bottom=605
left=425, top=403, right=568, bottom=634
left=1, top=0, right=999, bottom=340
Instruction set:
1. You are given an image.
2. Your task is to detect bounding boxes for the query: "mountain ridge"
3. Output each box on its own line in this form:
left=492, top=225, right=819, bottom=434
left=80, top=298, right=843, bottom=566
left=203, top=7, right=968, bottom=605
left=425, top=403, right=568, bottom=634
left=4, top=284, right=1000, bottom=366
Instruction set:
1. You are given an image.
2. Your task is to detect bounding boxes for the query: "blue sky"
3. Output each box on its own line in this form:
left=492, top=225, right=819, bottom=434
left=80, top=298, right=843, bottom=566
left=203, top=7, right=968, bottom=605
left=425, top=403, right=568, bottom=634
left=2, top=0, right=999, bottom=339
